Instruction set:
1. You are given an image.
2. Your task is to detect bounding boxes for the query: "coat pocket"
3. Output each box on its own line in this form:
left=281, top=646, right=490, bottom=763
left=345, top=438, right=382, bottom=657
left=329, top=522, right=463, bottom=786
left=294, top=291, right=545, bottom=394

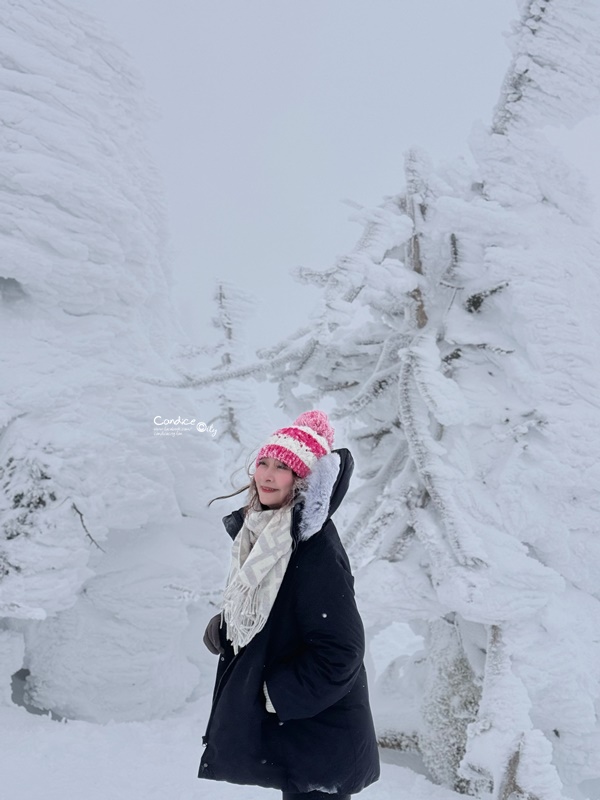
left=259, top=711, right=287, bottom=766
left=250, top=713, right=286, bottom=787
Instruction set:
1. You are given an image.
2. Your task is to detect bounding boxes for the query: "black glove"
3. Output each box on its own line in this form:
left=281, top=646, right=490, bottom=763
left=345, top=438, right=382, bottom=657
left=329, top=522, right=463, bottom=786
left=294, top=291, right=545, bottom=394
left=203, top=613, right=225, bottom=655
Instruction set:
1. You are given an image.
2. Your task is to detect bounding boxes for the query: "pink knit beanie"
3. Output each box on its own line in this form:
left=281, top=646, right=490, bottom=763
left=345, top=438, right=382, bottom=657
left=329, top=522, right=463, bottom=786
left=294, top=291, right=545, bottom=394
left=255, top=410, right=335, bottom=479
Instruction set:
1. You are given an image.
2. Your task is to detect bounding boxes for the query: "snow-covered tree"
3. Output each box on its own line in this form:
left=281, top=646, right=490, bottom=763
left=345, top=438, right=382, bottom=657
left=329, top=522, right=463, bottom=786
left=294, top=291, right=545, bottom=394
left=210, top=281, right=255, bottom=450
left=0, top=0, right=226, bottom=721
left=164, top=279, right=289, bottom=547
left=189, top=0, right=600, bottom=796
left=171, top=280, right=272, bottom=461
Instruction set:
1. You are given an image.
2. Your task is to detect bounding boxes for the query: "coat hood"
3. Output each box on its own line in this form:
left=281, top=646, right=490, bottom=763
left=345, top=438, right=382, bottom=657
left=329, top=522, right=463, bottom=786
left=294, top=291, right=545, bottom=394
left=222, top=447, right=354, bottom=544
left=294, top=447, right=353, bottom=541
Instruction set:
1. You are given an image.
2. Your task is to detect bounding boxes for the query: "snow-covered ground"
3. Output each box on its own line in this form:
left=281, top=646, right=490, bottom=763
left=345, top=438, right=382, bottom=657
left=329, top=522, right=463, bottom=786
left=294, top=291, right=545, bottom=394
left=0, top=698, right=461, bottom=800
left=2, top=619, right=427, bottom=800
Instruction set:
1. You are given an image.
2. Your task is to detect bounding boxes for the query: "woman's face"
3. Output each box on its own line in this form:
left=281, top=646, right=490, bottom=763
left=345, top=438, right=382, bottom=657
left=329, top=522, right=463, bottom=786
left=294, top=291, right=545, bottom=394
left=254, top=457, right=295, bottom=508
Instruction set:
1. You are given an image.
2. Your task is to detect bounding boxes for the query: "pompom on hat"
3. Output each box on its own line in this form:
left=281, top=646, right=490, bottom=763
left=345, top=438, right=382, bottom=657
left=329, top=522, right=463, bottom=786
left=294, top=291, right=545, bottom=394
left=255, top=410, right=335, bottom=479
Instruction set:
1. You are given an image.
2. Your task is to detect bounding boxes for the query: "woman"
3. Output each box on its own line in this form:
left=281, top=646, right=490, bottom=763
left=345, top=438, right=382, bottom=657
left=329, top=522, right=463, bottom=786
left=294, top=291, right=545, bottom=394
left=198, top=410, right=380, bottom=799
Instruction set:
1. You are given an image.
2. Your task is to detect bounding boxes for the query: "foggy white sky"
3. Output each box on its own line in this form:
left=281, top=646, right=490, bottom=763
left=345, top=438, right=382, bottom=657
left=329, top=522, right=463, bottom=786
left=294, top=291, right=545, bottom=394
left=74, top=0, right=600, bottom=351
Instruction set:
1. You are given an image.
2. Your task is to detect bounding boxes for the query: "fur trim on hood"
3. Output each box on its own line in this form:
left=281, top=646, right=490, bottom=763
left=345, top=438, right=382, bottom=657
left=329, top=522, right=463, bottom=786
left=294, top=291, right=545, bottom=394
left=296, top=451, right=341, bottom=541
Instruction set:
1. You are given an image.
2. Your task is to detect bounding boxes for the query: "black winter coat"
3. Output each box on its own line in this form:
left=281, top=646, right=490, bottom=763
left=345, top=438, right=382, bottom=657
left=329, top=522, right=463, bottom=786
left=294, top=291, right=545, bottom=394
left=198, top=448, right=380, bottom=795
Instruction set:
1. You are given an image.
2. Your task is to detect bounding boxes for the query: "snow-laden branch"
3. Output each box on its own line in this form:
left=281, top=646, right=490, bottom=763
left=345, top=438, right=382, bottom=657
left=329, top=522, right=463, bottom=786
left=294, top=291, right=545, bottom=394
left=493, top=0, right=600, bottom=134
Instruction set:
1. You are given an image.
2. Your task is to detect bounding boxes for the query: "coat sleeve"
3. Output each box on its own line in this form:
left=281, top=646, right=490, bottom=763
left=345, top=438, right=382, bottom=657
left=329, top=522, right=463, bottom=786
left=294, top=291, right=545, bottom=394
left=265, top=531, right=365, bottom=721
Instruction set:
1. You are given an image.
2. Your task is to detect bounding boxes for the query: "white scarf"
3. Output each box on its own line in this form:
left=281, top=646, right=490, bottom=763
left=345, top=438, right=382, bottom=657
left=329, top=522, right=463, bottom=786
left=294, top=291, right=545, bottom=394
left=221, top=505, right=294, bottom=654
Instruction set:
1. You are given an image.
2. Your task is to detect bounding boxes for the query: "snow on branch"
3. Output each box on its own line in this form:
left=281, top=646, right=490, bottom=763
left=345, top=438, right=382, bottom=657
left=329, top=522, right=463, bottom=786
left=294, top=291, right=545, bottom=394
left=493, top=0, right=600, bottom=133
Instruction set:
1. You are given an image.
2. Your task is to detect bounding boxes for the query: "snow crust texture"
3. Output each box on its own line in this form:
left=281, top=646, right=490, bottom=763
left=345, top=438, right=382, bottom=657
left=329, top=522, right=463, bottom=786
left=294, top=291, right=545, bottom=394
left=0, top=0, right=228, bottom=723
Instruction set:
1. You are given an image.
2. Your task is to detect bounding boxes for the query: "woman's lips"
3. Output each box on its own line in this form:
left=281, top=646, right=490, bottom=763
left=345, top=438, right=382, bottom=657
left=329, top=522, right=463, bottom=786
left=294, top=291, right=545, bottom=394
left=260, top=486, right=277, bottom=493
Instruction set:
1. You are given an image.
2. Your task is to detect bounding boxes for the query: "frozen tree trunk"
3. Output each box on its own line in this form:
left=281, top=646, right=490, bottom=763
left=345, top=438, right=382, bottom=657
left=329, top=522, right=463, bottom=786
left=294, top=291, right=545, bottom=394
left=420, top=619, right=482, bottom=792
